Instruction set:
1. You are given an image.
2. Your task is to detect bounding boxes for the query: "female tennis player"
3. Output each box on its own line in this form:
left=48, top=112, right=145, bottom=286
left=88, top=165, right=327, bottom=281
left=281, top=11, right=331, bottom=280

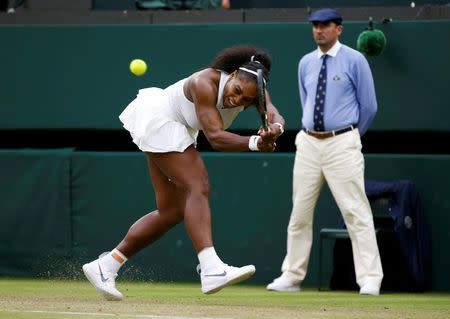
left=82, top=44, right=285, bottom=300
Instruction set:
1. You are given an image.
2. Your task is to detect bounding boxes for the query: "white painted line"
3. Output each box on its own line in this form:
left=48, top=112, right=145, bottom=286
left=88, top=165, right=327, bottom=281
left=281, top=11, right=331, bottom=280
left=0, top=309, right=234, bottom=319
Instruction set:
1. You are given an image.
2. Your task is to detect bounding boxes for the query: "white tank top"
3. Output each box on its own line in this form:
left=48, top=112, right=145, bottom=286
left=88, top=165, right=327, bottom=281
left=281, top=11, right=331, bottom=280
left=164, top=71, right=244, bottom=131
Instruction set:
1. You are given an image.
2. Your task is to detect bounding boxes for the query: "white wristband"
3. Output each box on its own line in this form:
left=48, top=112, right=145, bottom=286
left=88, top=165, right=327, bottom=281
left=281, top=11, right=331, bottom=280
left=248, top=135, right=261, bottom=151
left=273, top=122, right=284, bottom=134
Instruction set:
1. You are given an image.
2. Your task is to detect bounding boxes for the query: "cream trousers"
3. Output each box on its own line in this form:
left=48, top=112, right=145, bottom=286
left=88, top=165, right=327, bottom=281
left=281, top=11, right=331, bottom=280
left=281, top=129, right=383, bottom=288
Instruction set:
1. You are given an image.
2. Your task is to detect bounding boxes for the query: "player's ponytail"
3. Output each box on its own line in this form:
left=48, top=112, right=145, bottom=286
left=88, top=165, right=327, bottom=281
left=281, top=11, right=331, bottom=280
left=209, top=44, right=272, bottom=81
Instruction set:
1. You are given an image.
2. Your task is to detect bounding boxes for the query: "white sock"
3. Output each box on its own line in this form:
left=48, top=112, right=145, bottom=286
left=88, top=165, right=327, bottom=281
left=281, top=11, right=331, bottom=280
left=99, top=248, right=127, bottom=274
left=198, top=246, right=224, bottom=273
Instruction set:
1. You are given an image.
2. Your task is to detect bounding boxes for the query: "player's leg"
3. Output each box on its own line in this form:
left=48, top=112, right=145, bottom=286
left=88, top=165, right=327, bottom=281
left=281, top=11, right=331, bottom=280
left=83, top=151, right=187, bottom=301
left=323, top=130, right=383, bottom=295
left=115, top=153, right=186, bottom=257
left=148, top=147, right=212, bottom=252
left=149, top=146, right=255, bottom=294
left=267, top=131, right=324, bottom=291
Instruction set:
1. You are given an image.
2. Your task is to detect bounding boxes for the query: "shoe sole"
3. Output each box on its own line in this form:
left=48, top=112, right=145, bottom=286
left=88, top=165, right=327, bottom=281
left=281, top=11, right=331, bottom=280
left=360, top=291, right=380, bottom=295
left=203, top=266, right=256, bottom=294
left=266, top=286, right=300, bottom=292
left=82, top=264, right=123, bottom=301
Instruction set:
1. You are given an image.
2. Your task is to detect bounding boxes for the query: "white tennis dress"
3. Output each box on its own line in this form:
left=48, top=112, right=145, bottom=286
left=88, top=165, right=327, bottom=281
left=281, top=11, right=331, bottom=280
left=119, top=72, right=244, bottom=152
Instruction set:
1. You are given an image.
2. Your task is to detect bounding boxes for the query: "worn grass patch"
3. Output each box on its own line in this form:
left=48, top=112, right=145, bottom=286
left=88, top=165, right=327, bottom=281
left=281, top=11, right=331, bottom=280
left=0, top=278, right=449, bottom=319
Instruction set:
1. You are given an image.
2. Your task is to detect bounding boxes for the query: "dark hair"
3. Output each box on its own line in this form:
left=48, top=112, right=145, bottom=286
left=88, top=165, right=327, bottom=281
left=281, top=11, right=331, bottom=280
left=209, top=44, right=272, bottom=83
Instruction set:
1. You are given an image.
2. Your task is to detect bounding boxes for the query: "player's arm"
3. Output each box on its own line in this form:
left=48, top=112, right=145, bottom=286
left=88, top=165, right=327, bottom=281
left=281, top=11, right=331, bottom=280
left=265, top=90, right=285, bottom=135
left=190, top=73, right=274, bottom=152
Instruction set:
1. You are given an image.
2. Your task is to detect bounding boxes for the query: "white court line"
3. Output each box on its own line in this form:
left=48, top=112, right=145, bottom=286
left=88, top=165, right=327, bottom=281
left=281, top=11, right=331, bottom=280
left=0, top=309, right=234, bottom=319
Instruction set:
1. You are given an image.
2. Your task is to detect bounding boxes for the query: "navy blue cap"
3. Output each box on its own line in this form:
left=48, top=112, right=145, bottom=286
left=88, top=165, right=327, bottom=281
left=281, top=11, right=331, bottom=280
left=308, top=8, right=343, bottom=24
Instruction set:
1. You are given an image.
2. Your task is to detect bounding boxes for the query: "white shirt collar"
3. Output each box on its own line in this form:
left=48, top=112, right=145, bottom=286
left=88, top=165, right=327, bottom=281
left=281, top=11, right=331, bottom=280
left=316, top=40, right=342, bottom=58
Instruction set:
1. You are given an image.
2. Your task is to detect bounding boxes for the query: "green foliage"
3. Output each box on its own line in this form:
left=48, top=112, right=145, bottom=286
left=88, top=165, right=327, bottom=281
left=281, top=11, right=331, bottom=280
left=357, top=29, right=387, bottom=57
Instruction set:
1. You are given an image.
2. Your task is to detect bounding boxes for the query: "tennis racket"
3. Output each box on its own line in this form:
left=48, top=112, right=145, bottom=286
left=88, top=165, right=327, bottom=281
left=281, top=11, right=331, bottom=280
left=256, top=69, right=269, bottom=132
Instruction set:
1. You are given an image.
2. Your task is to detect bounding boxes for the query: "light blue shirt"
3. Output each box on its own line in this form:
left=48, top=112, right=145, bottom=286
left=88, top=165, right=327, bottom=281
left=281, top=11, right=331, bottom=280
left=298, top=41, right=377, bottom=136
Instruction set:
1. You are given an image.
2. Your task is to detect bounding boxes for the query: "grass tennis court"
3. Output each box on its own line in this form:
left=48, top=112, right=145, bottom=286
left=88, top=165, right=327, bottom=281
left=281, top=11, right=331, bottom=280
left=0, top=278, right=449, bottom=319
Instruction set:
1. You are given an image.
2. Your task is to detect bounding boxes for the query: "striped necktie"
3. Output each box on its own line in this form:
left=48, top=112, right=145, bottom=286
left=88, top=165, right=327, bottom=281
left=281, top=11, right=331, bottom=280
left=314, top=54, right=328, bottom=131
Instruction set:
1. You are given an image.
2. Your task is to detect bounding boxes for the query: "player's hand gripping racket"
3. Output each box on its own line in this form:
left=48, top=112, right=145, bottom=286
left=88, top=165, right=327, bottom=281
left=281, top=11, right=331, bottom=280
left=256, top=69, right=269, bottom=132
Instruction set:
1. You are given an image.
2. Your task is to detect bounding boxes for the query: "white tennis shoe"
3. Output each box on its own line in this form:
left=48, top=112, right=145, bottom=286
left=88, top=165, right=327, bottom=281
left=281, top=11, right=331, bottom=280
left=359, top=281, right=380, bottom=295
left=197, top=263, right=256, bottom=294
left=82, top=258, right=123, bottom=301
left=266, top=274, right=300, bottom=292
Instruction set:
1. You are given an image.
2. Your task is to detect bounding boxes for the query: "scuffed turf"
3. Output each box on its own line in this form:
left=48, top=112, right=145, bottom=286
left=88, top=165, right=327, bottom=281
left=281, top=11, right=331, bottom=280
left=0, top=278, right=449, bottom=319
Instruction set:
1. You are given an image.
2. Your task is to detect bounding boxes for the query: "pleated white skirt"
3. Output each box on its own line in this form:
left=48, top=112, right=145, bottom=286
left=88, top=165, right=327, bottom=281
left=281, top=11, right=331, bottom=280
left=119, top=88, right=198, bottom=153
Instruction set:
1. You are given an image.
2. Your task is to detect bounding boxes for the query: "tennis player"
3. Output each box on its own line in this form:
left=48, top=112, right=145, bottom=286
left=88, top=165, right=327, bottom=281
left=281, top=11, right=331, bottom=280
left=82, top=44, right=285, bottom=300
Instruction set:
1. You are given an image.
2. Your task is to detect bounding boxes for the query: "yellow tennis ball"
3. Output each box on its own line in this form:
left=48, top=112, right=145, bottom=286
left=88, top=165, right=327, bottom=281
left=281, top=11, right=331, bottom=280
left=129, top=59, right=147, bottom=76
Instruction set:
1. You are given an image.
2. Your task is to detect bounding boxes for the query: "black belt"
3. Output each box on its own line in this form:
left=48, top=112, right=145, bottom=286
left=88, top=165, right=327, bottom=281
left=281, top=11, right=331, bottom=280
left=303, top=125, right=356, bottom=139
